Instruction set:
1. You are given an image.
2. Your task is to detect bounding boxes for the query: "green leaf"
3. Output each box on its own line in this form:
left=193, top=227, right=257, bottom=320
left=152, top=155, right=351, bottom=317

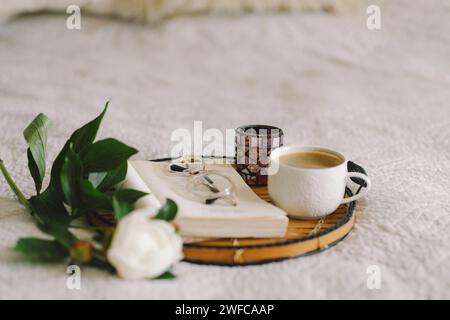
left=89, top=162, right=128, bottom=191
left=49, top=103, right=108, bottom=196
left=49, top=142, right=69, bottom=199
left=80, top=138, right=138, bottom=173
left=111, top=189, right=147, bottom=221
left=60, top=145, right=83, bottom=208
left=112, top=196, right=132, bottom=221
left=29, top=189, right=70, bottom=227
left=27, top=149, right=42, bottom=194
left=29, top=190, right=76, bottom=248
left=157, top=271, right=176, bottom=280
left=69, top=102, right=108, bottom=153
left=15, top=238, right=69, bottom=263
left=79, top=179, right=112, bottom=210
left=23, top=113, right=50, bottom=194
left=114, top=189, right=148, bottom=204
left=37, top=222, right=77, bottom=249
left=155, top=199, right=178, bottom=221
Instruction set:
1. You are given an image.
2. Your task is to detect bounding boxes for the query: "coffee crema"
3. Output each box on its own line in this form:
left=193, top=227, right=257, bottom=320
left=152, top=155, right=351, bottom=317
left=279, top=151, right=343, bottom=169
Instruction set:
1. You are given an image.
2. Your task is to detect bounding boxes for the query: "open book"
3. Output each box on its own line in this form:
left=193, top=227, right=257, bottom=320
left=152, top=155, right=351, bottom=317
left=120, top=161, right=288, bottom=239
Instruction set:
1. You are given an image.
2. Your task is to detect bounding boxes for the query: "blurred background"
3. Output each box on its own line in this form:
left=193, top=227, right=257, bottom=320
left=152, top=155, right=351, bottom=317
left=0, top=0, right=449, bottom=299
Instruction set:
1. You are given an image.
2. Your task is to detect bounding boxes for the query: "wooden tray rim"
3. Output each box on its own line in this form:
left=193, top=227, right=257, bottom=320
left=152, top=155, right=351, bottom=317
left=183, top=234, right=352, bottom=266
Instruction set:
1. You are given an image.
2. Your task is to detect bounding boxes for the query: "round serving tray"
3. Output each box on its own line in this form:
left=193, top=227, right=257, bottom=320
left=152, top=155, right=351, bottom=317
left=90, top=158, right=358, bottom=266
left=183, top=186, right=355, bottom=266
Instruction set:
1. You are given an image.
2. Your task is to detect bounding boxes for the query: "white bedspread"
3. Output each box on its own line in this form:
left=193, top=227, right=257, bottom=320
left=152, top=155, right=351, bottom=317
left=0, top=0, right=449, bottom=299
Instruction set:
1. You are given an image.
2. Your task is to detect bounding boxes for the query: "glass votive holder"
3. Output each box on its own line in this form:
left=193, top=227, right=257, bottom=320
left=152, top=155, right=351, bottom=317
left=235, top=125, right=284, bottom=186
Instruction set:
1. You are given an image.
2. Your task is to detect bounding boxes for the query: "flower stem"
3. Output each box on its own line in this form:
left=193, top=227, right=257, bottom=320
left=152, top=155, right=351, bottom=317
left=0, top=159, right=31, bottom=210
left=69, top=225, right=113, bottom=231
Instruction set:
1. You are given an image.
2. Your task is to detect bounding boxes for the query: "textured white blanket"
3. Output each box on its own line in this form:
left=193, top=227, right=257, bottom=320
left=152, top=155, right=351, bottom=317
left=0, top=0, right=449, bottom=299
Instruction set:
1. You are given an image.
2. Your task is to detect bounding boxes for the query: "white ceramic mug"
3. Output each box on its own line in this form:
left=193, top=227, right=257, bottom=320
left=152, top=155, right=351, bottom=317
left=268, top=146, right=371, bottom=219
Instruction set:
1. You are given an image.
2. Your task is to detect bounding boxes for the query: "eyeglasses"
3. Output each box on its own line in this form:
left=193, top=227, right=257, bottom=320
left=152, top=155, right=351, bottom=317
left=167, top=155, right=205, bottom=175
left=167, top=156, right=238, bottom=206
left=187, top=172, right=238, bottom=206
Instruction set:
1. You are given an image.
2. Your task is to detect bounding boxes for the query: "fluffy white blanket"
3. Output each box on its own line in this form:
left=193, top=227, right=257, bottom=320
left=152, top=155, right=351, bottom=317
left=0, top=0, right=449, bottom=299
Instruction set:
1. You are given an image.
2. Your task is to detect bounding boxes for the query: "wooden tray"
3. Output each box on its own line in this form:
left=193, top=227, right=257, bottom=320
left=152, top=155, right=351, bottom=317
left=183, top=186, right=356, bottom=266
left=90, top=158, right=357, bottom=266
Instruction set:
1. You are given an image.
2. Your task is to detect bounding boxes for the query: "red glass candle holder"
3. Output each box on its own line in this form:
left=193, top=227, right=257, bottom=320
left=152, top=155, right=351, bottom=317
left=235, top=125, right=284, bottom=186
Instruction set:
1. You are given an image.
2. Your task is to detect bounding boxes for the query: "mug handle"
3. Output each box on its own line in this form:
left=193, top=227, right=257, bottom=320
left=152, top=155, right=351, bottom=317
left=341, top=172, right=372, bottom=204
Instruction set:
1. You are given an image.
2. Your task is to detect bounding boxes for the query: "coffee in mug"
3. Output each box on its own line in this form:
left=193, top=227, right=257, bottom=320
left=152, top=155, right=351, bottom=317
left=279, top=151, right=343, bottom=169
left=268, top=146, right=371, bottom=219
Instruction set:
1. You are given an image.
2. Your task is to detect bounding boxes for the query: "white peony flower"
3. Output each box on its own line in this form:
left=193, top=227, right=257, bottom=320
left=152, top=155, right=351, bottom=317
left=107, top=208, right=183, bottom=280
